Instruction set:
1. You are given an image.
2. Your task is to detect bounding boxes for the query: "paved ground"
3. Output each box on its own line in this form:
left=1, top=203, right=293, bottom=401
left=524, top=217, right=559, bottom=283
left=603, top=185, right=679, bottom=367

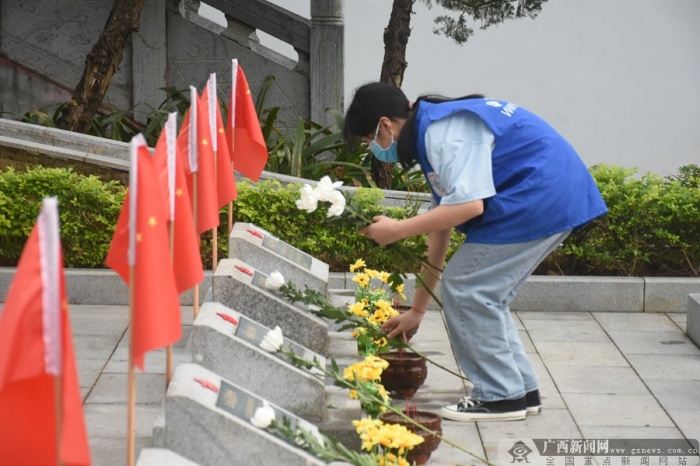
left=63, top=304, right=700, bottom=466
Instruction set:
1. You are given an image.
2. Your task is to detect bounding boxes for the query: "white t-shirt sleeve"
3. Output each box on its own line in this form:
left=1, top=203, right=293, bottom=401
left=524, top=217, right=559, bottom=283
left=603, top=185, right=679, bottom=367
left=424, top=110, right=496, bottom=205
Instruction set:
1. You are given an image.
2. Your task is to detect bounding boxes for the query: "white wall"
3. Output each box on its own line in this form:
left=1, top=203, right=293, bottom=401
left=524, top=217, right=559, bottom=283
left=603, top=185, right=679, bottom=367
left=253, top=0, right=700, bottom=176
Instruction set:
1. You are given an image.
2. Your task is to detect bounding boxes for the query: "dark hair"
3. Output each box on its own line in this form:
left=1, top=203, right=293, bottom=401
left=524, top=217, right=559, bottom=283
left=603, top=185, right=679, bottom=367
left=344, top=82, right=485, bottom=169
left=343, top=82, right=410, bottom=149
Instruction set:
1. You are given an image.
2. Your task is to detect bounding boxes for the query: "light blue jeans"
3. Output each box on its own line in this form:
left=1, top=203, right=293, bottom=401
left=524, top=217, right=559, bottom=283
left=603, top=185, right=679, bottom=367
left=441, top=230, right=571, bottom=402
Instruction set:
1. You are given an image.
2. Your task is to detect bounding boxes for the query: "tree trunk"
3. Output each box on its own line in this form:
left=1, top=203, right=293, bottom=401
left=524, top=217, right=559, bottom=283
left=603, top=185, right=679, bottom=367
left=373, top=0, right=414, bottom=189
left=56, top=0, right=147, bottom=133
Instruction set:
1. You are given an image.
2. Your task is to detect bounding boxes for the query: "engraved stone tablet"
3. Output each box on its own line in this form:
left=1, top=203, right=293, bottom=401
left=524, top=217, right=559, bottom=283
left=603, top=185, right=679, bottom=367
left=229, top=222, right=329, bottom=294
left=192, top=301, right=326, bottom=421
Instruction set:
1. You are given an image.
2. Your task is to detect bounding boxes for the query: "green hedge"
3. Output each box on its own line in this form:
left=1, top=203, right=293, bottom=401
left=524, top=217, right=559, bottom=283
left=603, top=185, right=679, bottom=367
left=1, top=164, right=698, bottom=276
left=0, top=167, right=125, bottom=267
left=537, top=164, right=700, bottom=277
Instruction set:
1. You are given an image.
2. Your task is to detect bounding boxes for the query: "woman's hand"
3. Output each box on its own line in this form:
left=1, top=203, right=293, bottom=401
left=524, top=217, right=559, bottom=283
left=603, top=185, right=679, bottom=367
left=359, top=215, right=403, bottom=245
left=381, top=309, right=424, bottom=339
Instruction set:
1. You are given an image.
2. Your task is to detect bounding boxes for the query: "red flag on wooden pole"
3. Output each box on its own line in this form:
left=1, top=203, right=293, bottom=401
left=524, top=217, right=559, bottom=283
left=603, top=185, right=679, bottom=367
left=203, top=73, right=238, bottom=207
left=227, top=59, right=269, bottom=182
left=0, top=198, right=90, bottom=466
left=105, top=135, right=182, bottom=370
left=177, top=86, right=220, bottom=235
left=153, top=112, right=204, bottom=294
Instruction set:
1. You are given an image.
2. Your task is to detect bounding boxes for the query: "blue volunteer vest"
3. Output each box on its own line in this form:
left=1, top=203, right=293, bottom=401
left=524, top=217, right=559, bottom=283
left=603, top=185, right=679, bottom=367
left=414, top=99, right=608, bottom=243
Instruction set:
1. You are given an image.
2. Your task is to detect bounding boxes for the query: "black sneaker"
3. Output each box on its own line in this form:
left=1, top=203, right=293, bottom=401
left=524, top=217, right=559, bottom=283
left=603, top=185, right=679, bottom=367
left=526, top=389, right=543, bottom=415
left=440, top=396, right=527, bottom=421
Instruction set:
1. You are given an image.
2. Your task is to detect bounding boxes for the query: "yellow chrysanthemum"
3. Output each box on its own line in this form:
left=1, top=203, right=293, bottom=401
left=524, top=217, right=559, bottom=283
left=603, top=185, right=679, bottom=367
left=374, top=299, right=393, bottom=313
left=395, top=283, right=406, bottom=299
left=352, top=272, right=370, bottom=288
left=374, top=337, right=388, bottom=348
left=378, top=271, right=391, bottom=283
left=348, top=389, right=358, bottom=400
left=349, top=301, right=368, bottom=317
left=350, top=259, right=366, bottom=272
left=365, top=268, right=379, bottom=279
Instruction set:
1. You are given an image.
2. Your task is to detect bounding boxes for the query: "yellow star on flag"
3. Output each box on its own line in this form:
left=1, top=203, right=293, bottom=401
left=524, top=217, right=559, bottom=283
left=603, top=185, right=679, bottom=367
left=218, top=127, right=225, bottom=134
left=148, top=217, right=157, bottom=227
left=176, top=188, right=183, bottom=197
left=136, top=232, right=143, bottom=242
left=202, top=139, right=209, bottom=146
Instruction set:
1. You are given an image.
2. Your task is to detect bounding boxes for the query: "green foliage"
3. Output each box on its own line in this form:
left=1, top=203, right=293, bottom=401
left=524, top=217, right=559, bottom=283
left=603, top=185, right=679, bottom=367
left=538, top=164, right=700, bottom=277
left=430, top=0, right=548, bottom=45
left=1, top=165, right=697, bottom=277
left=232, top=179, right=435, bottom=272
left=0, top=167, right=125, bottom=267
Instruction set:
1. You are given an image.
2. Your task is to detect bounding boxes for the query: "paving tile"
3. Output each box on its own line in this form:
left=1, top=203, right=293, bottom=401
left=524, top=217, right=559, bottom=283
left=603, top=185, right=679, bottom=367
left=477, top=408, right=581, bottom=445
left=593, top=312, right=680, bottom=332
left=606, top=330, right=700, bottom=356
left=74, top=334, right=124, bottom=361
left=84, top=403, right=162, bottom=439
left=529, top=353, right=567, bottom=410
left=562, top=393, right=675, bottom=427
left=85, top=373, right=169, bottom=405
left=519, top=329, right=537, bottom=353
left=88, top=436, right=152, bottom=466
left=645, top=380, right=700, bottom=411
left=626, top=354, right=700, bottom=381
left=518, top=311, right=596, bottom=322
left=523, top=319, right=610, bottom=343
left=428, top=421, right=486, bottom=466
left=547, top=365, right=649, bottom=395
left=578, top=425, right=686, bottom=440
left=664, top=409, right=700, bottom=443
left=534, top=341, right=629, bottom=367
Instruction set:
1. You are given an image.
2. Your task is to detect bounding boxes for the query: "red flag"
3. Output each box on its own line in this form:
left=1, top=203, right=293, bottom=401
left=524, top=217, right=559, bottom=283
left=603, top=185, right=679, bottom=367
left=152, top=112, right=204, bottom=293
left=0, top=198, right=90, bottom=465
left=227, top=59, right=269, bottom=182
left=202, top=73, right=238, bottom=207
left=105, top=135, right=182, bottom=370
left=177, top=86, right=220, bottom=234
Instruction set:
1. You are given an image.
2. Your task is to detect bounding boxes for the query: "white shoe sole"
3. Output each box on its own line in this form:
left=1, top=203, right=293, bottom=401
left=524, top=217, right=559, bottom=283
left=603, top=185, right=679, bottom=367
left=527, top=406, right=543, bottom=415
left=439, top=406, right=527, bottom=422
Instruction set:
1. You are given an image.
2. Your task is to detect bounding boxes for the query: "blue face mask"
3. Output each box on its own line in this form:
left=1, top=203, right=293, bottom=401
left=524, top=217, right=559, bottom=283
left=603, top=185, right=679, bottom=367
left=368, top=123, right=399, bottom=163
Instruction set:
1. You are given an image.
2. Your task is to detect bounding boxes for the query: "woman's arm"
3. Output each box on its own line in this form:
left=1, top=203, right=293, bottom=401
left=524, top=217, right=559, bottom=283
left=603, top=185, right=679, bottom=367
left=359, top=199, right=483, bottom=246
left=381, top=228, right=451, bottom=339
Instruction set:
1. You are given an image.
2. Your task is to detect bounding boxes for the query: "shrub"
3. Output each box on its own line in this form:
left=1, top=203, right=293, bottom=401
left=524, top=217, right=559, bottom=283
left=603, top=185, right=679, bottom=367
left=0, top=167, right=125, bottom=267
left=231, top=179, right=459, bottom=272
left=537, top=164, right=700, bottom=276
left=1, top=164, right=697, bottom=276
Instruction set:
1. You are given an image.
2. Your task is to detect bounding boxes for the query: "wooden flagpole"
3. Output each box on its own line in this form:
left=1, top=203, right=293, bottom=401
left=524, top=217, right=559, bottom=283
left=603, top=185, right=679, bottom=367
left=54, top=375, right=63, bottom=466
left=166, top=222, right=175, bottom=385
left=212, top=149, right=218, bottom=271
left=126, top=266, right=136, bottom=466
left=192, top=174, right=200, bottom=319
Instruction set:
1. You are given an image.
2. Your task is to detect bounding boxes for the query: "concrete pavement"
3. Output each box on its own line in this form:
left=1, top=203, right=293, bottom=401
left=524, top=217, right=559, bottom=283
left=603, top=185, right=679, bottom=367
left=60, top=301, right=700, bottom=466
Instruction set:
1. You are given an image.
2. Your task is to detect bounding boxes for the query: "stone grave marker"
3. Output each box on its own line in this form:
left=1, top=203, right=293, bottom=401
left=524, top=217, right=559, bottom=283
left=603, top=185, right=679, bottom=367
left=160, top=363, right=327, bottom=466
left=229, top=222, right=329, bottom=294
left=192, top=301, right=326, bottom=421
left=212, top=258, right=329, bottom=355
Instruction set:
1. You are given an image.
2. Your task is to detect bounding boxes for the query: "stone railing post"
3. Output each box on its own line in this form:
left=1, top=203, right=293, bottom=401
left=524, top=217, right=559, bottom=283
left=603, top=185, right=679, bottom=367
left=310, top=0, right=344, bottom=128
left=132, top=0, right=168, bottom=123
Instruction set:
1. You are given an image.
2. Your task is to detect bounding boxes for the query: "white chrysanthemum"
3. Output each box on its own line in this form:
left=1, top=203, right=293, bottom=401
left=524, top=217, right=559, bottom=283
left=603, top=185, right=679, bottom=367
left=260, top=325, right=284, bottom=353
left=326, top=190, right=346, bottom=217
left=295, top=184, right=318, bottom=212
left=264, top=271, right=285, bottom=291
left=313, top=175, right=343, bottom=202
left=250, top=400, right=275, bottom=428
